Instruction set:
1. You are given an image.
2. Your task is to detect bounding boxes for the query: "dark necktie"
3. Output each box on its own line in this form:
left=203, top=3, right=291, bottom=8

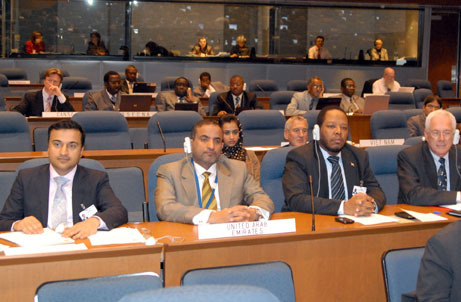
left=309, top=98, right=318, bottom=110
left=235, top=96, right=240, bottom=109
left=328, top=156, right=346, bottom=200
left=437, top=157, right=447, bottom=191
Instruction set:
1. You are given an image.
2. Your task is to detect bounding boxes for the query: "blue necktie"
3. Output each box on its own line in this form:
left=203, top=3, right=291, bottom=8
left=437, top=158, right=447, bottom=191
left=328, top=156, right=345, bottom=200
left=49, top=176, right=69, bottom=229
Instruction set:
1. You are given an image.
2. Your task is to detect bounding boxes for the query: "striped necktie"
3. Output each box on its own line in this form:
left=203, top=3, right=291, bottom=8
left=202, top=172, right=217, bottom=210
left=45, top=95, right=52, bottom=112
left=328, top=156, right=346, bottom=200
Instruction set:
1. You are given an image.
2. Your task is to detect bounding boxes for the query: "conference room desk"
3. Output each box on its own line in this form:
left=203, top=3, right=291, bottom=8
left=5, top=96, right=83, bottom=112
left=0, top=240, right=162, bottom=301
left=199, top=96, right=271, bottom=110
left=348, top=114, right=372, bottom=142
left=135, top=205, right=457, bottom=302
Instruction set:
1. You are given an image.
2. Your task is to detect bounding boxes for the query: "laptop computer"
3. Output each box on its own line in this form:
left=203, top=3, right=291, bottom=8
left=315, top=97, right=342, bottom=110
left=133, top=82, right=156, bottom=93
left=119, top=95, right=152, bottom=111
left=363, top=95, right=390, bottom=114
left=398, top=86, right=415, bottom=93
left=175, top=102, right=199, bottom=112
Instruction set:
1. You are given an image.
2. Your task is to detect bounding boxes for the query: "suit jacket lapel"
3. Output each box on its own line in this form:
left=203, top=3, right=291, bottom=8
left=423, top=143, right=438, bottom=189
left=341, top=147, right=360, bottom=197
left=217, top=160, right=232, bottom=209
left=38, top=165, right=51, bottom=226
left=181, top=159, right=200, bottom=206
left=36, top=91, right=45, bottom=112
left=226, top=92, right=235, bottom=112
left=71, top=166, right=85, bottom=223
left=315, top=144, right=330, bottom=198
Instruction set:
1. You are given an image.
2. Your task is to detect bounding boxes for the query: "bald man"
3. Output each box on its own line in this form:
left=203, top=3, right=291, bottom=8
left=372, top=67, right=401, bottom=94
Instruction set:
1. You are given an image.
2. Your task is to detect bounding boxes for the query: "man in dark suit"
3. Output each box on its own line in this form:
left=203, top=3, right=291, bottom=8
left=85, top=71, right=121, bottom=111
left=398, top=110, right=461, bottom=206
left=120, top=65, right=138, bottom=94
left=416, top=220, right=461, bottom=301
left=14, top=68, right=74, bottom=116
left=282, top=106, right=386, bottom=215
left=213, top=75, right=261, bottom=116
left=0, top=120, right=127, bottom=239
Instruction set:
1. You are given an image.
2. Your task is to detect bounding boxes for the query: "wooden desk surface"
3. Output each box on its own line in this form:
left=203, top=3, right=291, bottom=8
left=132, top=205, right=457, bottom=302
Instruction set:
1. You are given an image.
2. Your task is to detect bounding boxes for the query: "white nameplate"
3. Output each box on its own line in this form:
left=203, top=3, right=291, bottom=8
left=359, top=138, right=405, bottom=148
left=74, top=92, right=85, bottom=98
left=42, top=111, right=156, bottom=118
left=8, top=80, right=30, bottom=84
left=198, top=218, right=296, bottom=240
left=42, top=112, right=76, bottom=117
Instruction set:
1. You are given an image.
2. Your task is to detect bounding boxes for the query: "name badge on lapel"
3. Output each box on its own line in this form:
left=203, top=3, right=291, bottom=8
left=352, top=185, right=367, bottom=196
left=79, top=204, right=97, bottom=220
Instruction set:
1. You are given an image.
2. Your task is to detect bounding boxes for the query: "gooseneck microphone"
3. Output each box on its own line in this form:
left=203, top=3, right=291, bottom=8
left=157, top=121, right=166, bottom=152
left=256, top=84, right=267, bottom=97
left=309, top=175, right=315, bottom=231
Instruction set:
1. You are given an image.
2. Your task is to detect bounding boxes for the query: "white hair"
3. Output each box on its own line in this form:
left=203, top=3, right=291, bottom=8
left=285, top=115, right=308, bottom=130
left=425, top=109, right=456, bottom=131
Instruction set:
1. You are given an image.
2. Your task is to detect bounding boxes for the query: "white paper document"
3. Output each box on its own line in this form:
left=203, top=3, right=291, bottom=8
left=4, top=243, right=87, bottom=256
left=440, top=203, right=461, bottom=211
left=245, top=147, right=277, bottom=151
left=0, top=243, right=10, bottom=252
left=340, top=214, right=398, bottom=225
left=88, top=227, right=147, bottom=246
left=0, top=228, right=74, bottom=247
left=401, top=209, right=448, bottom=222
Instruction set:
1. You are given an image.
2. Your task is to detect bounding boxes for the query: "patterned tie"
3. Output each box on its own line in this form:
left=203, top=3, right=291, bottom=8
left=235, top=96, right=240, bottom=109
left=45, top=95, right=52, bottom=112
left=328, top=156, right=346, bottom=200
left=437, top=158, right=447, bottom=191
left=49, top=176, right=69, bottom=229
left=111, top=95, right=117, bottom=104
left=201, top=172, right=217, bottom=210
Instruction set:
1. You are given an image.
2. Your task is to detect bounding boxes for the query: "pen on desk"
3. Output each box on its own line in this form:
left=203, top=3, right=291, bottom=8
left=433, top=211, right=441, bottom=215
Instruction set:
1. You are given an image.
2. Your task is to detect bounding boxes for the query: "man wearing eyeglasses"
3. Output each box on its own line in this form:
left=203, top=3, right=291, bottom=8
left=286, top=76, right=324, bottom=116
left=407, top=95, right=442, bottom=137
left=338, top=78, right=364, bottom=114
left=397, top=110, right=461, bottom=205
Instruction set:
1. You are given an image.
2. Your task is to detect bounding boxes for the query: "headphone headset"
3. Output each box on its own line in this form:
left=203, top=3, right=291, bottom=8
left=454, top=129, right=460, bottom=145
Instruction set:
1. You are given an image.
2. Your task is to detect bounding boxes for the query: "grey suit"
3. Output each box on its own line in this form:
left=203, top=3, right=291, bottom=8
left=407, top=113, right=426, bottom=137
left=85, top=90, right=121, bottom=111
left=286, top=91, right=317, bottom=115
left=417, top=220, right=461, bottom=302
left=339, top=94, right=364, bottom=113
left=155, top=156, right=274, bottom=224
left=0, top=164, right=128, bottom=231
left=397, top=142, right=461, bottom=205
left=156, top=91, right=205, bottom=116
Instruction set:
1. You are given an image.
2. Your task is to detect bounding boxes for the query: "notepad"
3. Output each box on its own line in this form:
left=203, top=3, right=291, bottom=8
left=0, top=228, right=74, bottom=247
left=4, top=243, right=87, bottom=256
left=88, top=227, right=148, bottom=246
left=400, top=209, right=448, bottom=222
left=340, top=214, right=398, bottom=225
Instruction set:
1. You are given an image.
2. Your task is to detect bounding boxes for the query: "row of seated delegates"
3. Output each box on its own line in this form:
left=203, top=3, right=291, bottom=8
left=25, top=30, right=45, bottom=54
left=85, top=71, right=122, bottom=111
left=283, top=116, right=309, bottom=147
left=193, top=72, right=228, bottom=97
left=190, top=37, right=215, bottom=57
left=156, top=77, right=206, bottom=116
left=14, top=68, right=75, bottom=117
left=372, top=67, right=401, bottom=94
left=213, top=75, right=262, bottom=116
left=0, top=120, right=128, bottom=238
left=137, top=41, right=172, bottom=57
left=219, top=115, right=260, bottom=182
left=155, top=119, right=273, bottom=224
left=87, top=32, right=108, bottom=56
left=407, top=95, right=442, bottom=137
left=283, top=106, right=386, bottom=216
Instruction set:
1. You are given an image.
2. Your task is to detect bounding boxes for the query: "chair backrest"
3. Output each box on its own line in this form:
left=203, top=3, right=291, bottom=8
left=61, top=76, right=93, bottom=95
left=286, top=80, right=308, bottom=92
left=106, top=167, right=145, bottom=223
left=0, top=73, right=9, bottom=87
left=119, top=285, right=280, bottom=302
left=388, top=92, right=416, bottom=110
left=249, top=80, right=279, bottom=97
left=303, top=110, right=320, bottom=141
left=35, top=272, right=162, bottom=302
left=437, top=80, right=455, bottom=98
left=446, top=107, right=461, bottom=123
left=0, top=170, right=17, bottom=211
left=148, top=153, right=185, bottom=221
left=147, top=111, right=202, bottom=149
left=260, top=147, right=296, bottom=212
left=208, top=91, right=226, bottom=116
left=361, top=78, right=379, bottom=97
left=182, top=261, right=294, bottom=302
left=403, top=109, right=423, bottom=121
left=370, top=110, right=409, bottom=139
left=269, top=91, right=295, bottom=113
left=161, top=76, right=179, bottom=91
left=367, top=145, right=408, bottom=204
left=17, top=158, right=105, bottom=175
left=382, top=247, right=425, bottom=302
left=39, top=69, right=70, bottom=82
left=72, top=111, right=132, bottom=150
left=413, top=88, right=433, bottom=109
left=33, top=127, right=49, bottom=151
left=81, top=90, right=98, bottom=111
left=0, top=68, right=27, bottom=80
left=405, top=136, right=424, bottom=146
left=238, top=110, right=285, bottom=146
left=406, top=79, right=432, bottom=90
left=0, top=74, right=10, bottom=111
left=0, top=112, right=32, bottom=152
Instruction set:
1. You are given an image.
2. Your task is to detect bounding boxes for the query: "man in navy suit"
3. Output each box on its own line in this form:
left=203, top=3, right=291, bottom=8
left=0, top=120, right=127, bottom=239
left=14, top=68, right=74, bottom=116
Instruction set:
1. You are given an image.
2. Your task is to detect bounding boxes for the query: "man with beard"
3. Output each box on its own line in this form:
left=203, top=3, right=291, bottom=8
left=282, top=106, right=386, bottom=215
left=156, top=77, right=205, bottom=116
left=372, top=67, right=401, bottom=95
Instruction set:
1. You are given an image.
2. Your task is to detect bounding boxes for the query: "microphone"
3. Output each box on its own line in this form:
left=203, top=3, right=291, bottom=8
left=157, top=121, right=166, bottom=152
left=309, top=175, right=315, bottom=231
left=256, top=84, right=267, bottom=97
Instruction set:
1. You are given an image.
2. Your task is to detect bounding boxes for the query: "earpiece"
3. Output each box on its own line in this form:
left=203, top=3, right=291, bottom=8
left=313, top=124, right=320, bottom=141
left=454, top=129, right=460, bottom=145
left=184, top=137, right=191, bottom=154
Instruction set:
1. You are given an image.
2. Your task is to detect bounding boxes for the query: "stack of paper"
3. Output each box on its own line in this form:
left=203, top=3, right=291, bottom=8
left=401, top=209, right=447, bottom=222
left=88, top=227, right=148, bottom=246
left=0, top=228, right=74, bottom=247
left=341, top=214, right=398, bottom=225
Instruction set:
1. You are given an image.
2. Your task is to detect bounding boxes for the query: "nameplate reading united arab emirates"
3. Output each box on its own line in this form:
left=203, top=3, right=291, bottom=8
left=198, top=218, right=296, bottom=240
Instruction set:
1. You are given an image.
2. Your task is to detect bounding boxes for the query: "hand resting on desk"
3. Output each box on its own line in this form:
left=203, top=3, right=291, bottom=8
left=208, top=205, right=260, bottom=224
left=344, top=193, right=375, bottom=217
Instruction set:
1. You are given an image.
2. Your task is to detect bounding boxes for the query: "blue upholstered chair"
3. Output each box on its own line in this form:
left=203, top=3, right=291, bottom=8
left=286, top=80, right=308, bottom=92
left=406, top=79, right=432, bottom=90
left=181, top=261, right=294, bottom=302
left=106, top=167, right=146, bottom=222
left=361, top=78, right=379, bottom=97
left=38, top=69, right=70, bottom=82
left=0, top=171, right=16, bottom=211
left=382, top=247, right=425, bottom=302
left=0, top=74, right=10, bottom=111
left=388, top=92, right=416, bottom=110
left=72, top=111, right=132, bottom=150
left=119, top=285, right=280, bottom=302
left=413, top=88, right=433, bottom=109
left=260, top=147, right=296, bottom=212
left=238, top=110, right=285, bottom=146
left=33, top=128, right=49, bottom=151
left=129, top=128, right=148, bottom=149
left=35, top=272, right=162, bottom=302
left=403, top=109, right=423, bottom=121
left=405, top=136, right=424, bottom=146
left=370, top=110, right=409, bottom=139
left=367, top=145, right=408, bottom=204
left=0, top=68, right=27, bottom=80
left=208, top=91, right=226, bottom=116
left=446, top=107, right=461, bottom=123
left=249, top=80, right=279, bottom=97
left=61, top=77, right=93, bottom=95
left=147, top=111, right=202, bottom=149
left=161, top=76, right=179, bottom=91
left=0, top=112, right=32, bottom=152
left=269, top=91, right=295, bottom=113
left=437, top=80, right=455, bottom=98
left=303, top=110, right=320, bottom=142
left=148, top=153, right=184, bottom=221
